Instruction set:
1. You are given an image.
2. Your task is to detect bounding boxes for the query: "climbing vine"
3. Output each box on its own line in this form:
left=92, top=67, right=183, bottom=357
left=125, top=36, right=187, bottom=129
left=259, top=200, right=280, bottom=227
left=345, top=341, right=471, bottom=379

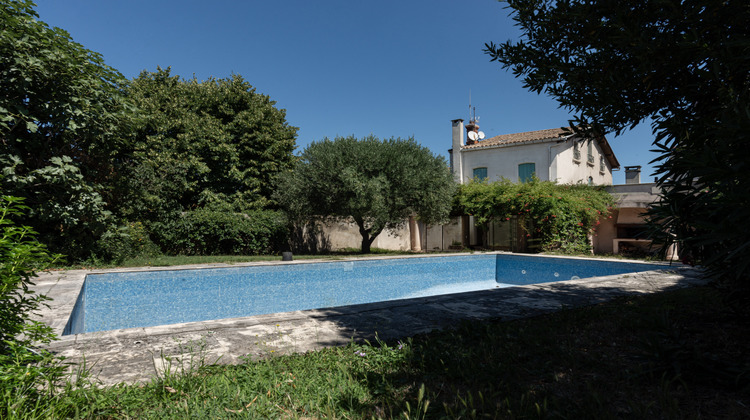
left=456, top=178, right=614, bottom=254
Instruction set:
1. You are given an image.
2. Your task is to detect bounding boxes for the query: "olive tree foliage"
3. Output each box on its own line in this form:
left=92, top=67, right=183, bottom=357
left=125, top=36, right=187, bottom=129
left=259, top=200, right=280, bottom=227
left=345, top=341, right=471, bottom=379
left=120, top=68, right=298, bottom=222
left=275, top=136, right=456, bottom=253
left=486, top=0, right=750, bottom=286
left=0, top=0, right=132, bottom=259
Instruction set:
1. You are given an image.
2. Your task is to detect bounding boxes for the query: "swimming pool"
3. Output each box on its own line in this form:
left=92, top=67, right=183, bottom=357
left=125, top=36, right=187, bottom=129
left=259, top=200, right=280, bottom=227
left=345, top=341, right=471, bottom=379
left=63, top=254, right=669, bottom=335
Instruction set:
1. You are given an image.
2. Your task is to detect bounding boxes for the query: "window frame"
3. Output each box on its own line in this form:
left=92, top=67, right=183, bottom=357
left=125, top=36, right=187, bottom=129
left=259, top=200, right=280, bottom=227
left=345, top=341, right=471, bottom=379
left=518, top=162, right=536, bottom=183
left=472, top=167, right=488, bottom=181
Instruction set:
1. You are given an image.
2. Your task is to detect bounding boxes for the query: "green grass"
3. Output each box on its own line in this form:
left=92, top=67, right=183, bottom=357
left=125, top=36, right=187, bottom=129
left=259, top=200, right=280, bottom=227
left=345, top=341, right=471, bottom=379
left=54, top=248, right=421, bottom=270
left=57, top=249, right=668, bottom=271
left=6, top=286, right=749, bottom=419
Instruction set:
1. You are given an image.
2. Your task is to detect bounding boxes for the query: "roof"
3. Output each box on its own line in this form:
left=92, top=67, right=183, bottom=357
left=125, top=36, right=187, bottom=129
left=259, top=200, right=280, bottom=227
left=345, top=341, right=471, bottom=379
left=607, top=184, right=661, bottom=208
left=462, top=127, right=621, bottom=169
left=463, top=127, right=570, bottom=149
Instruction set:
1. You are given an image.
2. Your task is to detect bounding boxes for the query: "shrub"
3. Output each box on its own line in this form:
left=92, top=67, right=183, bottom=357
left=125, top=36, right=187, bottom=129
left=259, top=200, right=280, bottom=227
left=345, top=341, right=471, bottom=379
left=151, top=209, right=288, bottom=256
left=95, top=221, right=162, bottom=264
left=0, top=195, right=67, bottom=416
left=456, top=178, right=613, bottom=253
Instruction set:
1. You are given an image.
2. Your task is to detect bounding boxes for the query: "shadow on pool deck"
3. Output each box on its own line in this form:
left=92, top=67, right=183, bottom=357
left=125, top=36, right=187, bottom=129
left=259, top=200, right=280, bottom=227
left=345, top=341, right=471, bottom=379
left=33, top=259, right=706, bottom=386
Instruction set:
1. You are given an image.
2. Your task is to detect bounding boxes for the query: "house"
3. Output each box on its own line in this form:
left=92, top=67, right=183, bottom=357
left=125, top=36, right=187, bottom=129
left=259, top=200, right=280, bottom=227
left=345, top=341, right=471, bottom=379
left=449, top=118, right=620, bottom=185
left=593, top=166, right=678, bottom=260
left=444, top=118, right=620, bottom=250
left=295, top=118, right=675, bottom=258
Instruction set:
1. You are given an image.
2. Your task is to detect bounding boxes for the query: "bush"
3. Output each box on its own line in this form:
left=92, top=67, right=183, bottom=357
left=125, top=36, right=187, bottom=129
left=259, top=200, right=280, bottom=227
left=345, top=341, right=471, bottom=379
left=95, top=221, right=162, bottom=264
left=151, top=209, right=288, bottom=256
left=456, top=178, right=613, bottom=254
left=0, top=195, right=67, bottom=416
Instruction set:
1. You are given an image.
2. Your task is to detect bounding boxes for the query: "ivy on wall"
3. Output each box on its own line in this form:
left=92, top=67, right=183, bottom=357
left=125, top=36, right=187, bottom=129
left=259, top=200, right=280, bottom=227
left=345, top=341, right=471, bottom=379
left=456, top=178, right=614, bottom=254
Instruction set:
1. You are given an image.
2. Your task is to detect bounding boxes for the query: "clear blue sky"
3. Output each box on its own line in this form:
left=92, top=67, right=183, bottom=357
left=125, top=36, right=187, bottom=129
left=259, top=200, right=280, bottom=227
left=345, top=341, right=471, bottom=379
left=34, top=0, right=659, bottom=184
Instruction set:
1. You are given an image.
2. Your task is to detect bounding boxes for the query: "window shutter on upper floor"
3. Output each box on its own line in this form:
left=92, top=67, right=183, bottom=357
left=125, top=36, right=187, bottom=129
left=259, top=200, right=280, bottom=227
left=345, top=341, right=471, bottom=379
left=473, top=167, right=488, bottom=180
left=518, top=163, right=535, bottom=183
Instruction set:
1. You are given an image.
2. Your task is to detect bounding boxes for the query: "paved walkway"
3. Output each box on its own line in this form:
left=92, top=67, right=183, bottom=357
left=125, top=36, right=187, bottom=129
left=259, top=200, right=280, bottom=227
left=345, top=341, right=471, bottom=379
left=33, top=255, right=706, bottom=386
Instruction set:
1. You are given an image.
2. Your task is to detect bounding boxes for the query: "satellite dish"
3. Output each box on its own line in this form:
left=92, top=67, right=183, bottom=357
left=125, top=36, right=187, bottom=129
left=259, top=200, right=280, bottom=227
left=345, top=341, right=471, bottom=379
left=478, top=131, right=486, bottom=140
left=468, top=131, right=478, bottom=141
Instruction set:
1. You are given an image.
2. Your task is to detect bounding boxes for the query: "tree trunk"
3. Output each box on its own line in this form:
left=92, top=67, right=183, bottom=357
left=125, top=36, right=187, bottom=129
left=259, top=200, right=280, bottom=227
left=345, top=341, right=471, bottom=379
left=361, top=235, right=376, bottom=253
left=355, top=217, right=381, bottom=253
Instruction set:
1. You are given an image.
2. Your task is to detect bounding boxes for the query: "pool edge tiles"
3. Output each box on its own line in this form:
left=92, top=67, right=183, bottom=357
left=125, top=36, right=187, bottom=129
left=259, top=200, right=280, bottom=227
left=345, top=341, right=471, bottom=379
left=62, top=279, right=85, bottom=335
left=63, top=253, right=679, bottom=335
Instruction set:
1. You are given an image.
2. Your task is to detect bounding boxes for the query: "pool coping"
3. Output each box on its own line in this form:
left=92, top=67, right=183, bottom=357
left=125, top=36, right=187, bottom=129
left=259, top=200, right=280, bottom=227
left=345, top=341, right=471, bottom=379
left=32, top=252, right=706, bottom=386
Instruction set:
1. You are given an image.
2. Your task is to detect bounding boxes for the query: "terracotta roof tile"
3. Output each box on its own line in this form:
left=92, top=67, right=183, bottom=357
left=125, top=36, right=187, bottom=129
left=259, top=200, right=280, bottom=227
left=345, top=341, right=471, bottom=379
left=461, top=126, right=620, bottom=169
left=463, top=127, right=570, bottom=149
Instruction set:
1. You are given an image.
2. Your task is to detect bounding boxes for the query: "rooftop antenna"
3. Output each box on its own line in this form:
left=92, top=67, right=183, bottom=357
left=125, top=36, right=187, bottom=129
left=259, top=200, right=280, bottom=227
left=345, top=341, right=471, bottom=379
left=466, top=92, right=486, bottom=142
left=468, top=91, right=480, bottom=125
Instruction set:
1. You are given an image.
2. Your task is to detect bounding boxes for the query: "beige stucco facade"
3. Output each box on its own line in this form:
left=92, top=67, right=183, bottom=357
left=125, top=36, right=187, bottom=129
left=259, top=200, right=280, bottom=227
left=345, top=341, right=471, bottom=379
left=451, top=119, right=616, bottom=186
left=291, top=216, right=467, bottom=253
left=457, top=139, right=614, bottom=185
left=299, top=218, right=411, bottom=252
left=592, top=181, right=678, bottom=260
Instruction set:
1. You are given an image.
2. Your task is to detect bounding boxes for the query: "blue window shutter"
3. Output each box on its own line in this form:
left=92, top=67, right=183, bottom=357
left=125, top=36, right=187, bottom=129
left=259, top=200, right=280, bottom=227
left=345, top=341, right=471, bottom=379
left=473, top=167, right=488, bottom=180
left=518, top=163, right=535, bottom=182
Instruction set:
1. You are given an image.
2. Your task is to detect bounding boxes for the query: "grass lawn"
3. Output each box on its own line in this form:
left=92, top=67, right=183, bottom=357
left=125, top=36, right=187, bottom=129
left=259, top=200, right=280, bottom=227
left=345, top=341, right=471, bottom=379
left=59, top=249, right=654, bottom=271
left=56, top=248, right=419, bottom=270
left=11, top=284, right=750, bottom=419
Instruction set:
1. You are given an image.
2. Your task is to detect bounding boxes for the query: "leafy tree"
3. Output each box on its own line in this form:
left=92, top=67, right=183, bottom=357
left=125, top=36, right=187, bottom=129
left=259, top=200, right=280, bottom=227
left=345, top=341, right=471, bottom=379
left=0, top=0, right=132, bottom=259
left=485, top=0, right=750, bottom=285
left=456, top=178, right=613, bottom=253
left=120, top=68, right=298, bottom=224
left=275, top=136, right=455, bottom=253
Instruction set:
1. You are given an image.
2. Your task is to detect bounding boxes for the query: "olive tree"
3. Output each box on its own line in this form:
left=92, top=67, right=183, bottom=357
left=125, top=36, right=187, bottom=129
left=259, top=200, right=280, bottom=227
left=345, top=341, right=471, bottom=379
left=276, top=136, right=455, bottom=253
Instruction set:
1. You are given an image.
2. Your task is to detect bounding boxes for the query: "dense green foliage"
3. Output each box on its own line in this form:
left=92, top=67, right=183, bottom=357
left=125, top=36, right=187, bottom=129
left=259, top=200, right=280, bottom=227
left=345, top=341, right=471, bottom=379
left=102, top=68, right=299, bottom=258
left=485, top=0, right=750, bottom=285
left=275, top=136, right=455, bottom=252
left=150, top=209, right=287, bottom=256
left=0, top=196, right=68, bottom=417
left=120, top=68, right=298, bottom=223
left=0, top=196, right=58, bottom=347
left=94, top=221, right=161, bottom=264
left=0, top=0, right=132, bottom=260
left=1, top=2, right=299, bottom=261
left=456, top=178, right=613, bottom=253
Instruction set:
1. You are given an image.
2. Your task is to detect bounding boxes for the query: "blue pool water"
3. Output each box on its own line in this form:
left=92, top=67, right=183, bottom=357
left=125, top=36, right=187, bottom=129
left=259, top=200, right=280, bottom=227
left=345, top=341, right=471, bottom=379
left=64, top=254, right=668, bottom=335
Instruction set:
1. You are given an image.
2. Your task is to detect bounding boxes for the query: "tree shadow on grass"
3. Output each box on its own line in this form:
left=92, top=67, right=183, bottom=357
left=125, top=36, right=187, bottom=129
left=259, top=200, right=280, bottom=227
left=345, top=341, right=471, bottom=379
left=306, top=267, right=742, bottom=418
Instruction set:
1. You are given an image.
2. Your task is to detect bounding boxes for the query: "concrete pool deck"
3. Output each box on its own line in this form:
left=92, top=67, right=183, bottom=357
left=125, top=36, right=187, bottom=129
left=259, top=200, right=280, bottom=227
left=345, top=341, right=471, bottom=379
left=32, top=254, right=706, bottom=386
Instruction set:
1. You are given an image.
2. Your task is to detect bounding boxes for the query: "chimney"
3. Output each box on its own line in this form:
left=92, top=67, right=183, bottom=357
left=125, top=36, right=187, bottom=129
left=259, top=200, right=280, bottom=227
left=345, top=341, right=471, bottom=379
left=625, top=166, right=641, bottom=184
left=465, top=120, right=479, bottom=145
left=451, top=119, right=465, bottom=183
